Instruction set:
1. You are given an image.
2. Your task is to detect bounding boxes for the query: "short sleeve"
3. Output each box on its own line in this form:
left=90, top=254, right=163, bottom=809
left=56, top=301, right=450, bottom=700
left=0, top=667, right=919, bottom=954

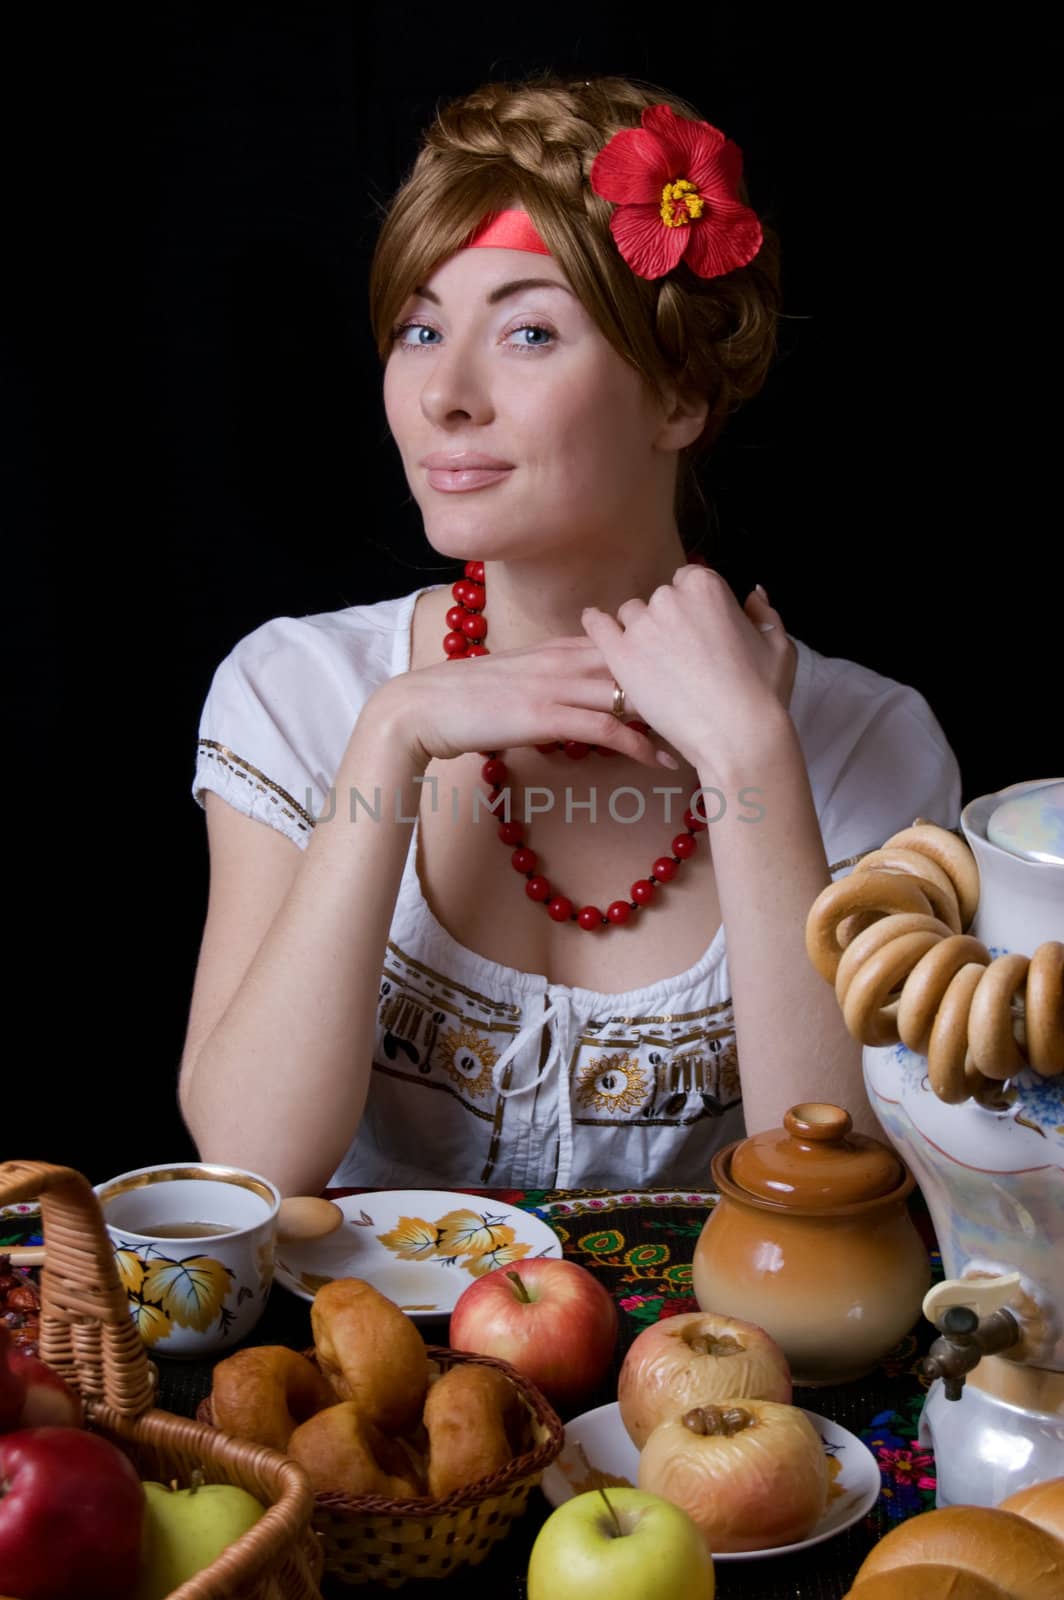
left=790, top=640, right=962, bottom=879
left=190, top=598, right=413, bottom=849
left=192, top=632, right=319, bottom=848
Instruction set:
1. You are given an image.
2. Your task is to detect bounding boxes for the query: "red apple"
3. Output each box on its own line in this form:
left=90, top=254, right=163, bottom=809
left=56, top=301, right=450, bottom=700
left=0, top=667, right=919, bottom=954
left=5, top=1349, right=81, bottom=1429
left=0, top=1330, right=25, bottom=1432
left=448, top=1258, right=618, bottom=1411
left=617, top=1309, right=792, bottom=1448
left=0, top=1426, right=145, bottom=1599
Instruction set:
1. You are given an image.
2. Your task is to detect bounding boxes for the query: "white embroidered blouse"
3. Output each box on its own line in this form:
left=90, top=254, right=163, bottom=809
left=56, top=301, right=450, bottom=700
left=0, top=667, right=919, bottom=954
left=192, top=584, right=962, bottom=1191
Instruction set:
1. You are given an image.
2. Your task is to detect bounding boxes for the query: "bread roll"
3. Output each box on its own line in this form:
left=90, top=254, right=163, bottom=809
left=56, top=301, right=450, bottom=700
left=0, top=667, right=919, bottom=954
left=311, top=1276, right=429, bottom=1435
left=210, top=1344, right=337, bottom=1452
left=998, top=1477, right=1064, bottom=1543
left=849, top=1505, right=1064, bottom=1600
left=287, top=1400, right=423, bottom=1499
left=846, top=1566, right=1012, bottom=1598
left=422, top=1363, right=519, bottom=1498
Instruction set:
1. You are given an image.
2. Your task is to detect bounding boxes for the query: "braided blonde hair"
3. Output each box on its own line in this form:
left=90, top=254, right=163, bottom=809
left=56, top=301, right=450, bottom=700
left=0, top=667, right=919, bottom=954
left=369, top=73, right=782, bottom=462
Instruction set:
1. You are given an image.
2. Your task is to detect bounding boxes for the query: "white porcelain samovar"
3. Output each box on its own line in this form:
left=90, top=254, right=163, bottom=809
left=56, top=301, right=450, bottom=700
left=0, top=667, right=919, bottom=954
left=861, top=778, right=1063, bottom=1507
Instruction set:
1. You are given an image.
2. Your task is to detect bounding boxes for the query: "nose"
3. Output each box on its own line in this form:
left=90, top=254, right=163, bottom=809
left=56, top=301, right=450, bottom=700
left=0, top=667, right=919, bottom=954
left=419, top=336, right=495, bottom=429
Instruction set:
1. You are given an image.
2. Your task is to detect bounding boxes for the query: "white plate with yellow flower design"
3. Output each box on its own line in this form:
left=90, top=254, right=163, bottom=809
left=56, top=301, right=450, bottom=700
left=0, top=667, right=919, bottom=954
left=273, top=1189, right=563, bottom=1321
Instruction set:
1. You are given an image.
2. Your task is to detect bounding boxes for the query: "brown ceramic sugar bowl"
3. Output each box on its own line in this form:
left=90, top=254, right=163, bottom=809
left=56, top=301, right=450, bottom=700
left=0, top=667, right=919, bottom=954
left=692, top=1103, right=931, bottom=1385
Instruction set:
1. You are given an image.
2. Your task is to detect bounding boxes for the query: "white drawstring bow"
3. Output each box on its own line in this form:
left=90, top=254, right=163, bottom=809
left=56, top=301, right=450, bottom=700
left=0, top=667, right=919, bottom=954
left=490, top=991, right=575, bottom=1188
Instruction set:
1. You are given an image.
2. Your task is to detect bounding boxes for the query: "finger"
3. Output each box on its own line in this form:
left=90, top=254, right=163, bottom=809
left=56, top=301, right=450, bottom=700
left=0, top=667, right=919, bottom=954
left=551, top=708, right=668, bottom=769
left=557, top=675, right=645, bottom=725
left=580, top=604, right=626, bottom=643
left=744, top=585, right=783, bottom=636
left=615, top=596, right=646, bottom=627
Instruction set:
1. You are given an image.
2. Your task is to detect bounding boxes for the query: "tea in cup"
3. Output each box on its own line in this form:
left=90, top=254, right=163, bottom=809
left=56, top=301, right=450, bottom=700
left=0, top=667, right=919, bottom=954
left=94, top=1162, right=281, bottom=1358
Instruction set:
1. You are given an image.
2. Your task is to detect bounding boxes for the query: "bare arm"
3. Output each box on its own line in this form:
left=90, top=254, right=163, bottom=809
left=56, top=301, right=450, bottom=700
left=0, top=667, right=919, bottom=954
left=180, top=634, right=667, bottom=1196
left=581, top=567, right=876, bottom=1137
left=697, top=711, right=875, bottom=1138
left=179, top=690, right=430, bottom=1196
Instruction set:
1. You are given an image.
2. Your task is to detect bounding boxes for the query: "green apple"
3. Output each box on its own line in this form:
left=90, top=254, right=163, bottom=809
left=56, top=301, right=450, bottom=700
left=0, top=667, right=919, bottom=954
left=133, top=1480, right=267, bottom=1600
left=527, top=1486, right=715, bottom=1600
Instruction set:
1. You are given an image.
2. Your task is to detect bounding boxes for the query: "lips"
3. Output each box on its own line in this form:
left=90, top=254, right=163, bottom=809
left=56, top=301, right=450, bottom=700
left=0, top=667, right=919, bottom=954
left=420, top=453, right=514, bottom=493
left=420, top=452, right=513, bottom=470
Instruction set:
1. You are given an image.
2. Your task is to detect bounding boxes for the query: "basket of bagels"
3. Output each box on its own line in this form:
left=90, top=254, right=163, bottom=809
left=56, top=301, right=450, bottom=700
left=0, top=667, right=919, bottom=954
left=0, top=1159, right=322, bottom=1600
left=196, top=1275, right=565, bottom=1587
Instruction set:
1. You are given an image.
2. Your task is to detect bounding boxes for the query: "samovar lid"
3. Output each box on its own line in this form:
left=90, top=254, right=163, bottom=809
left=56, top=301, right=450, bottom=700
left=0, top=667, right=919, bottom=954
left=987, top=779, right=1064, bottom=865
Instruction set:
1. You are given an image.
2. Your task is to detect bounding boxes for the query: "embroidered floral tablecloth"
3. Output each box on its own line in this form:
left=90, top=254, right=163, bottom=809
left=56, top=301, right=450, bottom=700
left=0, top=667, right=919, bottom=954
left=1, top=1187, right=943, bottom=1599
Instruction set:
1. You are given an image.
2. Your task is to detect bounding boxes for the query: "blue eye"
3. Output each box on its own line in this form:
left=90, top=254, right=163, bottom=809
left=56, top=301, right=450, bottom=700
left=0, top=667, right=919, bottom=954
left=509, top=324, right=554, bottom=348
left=391, top=323, right=440, bottom=347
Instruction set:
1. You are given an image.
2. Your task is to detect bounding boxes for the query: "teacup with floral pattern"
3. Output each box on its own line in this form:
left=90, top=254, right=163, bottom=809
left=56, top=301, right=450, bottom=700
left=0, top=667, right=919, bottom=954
left=94, top=1162, right=280, bottom=1358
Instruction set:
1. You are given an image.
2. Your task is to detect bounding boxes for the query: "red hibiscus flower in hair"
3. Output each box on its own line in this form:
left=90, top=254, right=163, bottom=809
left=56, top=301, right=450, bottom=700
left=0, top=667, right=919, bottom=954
left=590, top=104, right=763, bottom=281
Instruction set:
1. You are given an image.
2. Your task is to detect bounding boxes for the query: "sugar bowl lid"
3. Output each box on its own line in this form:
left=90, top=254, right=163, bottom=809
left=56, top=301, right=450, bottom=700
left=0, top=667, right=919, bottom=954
left=728, top=1103, right=906, bottom=1209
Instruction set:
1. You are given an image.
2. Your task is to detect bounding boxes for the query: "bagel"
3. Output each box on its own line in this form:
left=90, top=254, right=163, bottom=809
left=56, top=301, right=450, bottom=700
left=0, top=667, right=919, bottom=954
left=964, top=1051, right=1012, bottom=1109
left=968, top=954, right=1031, bottom=1079
left=806, top=816, right=1059, bottom=1106
left=1026, top=941, right=1064, bottom=1075
left=839, top=929, right=944, bottom=1046
left=287, top=1400, right=424, bottom=1499
left=834, top=914, right=954, bottom=1013
left=210, top=1345, right=337, bottom=1452
left=311, top=1277, right=430, bottom=1435
left=897, top=935, right=991, bottom=1055
left=926, top=965, right=987, bottom=1104
left=880, top=822, right=981, bottom=929
left=422, top=1362, right=520, bottom=1498
left=852, top=848, right=963, bottom=933
left=806, top=872, right=937, bottom=984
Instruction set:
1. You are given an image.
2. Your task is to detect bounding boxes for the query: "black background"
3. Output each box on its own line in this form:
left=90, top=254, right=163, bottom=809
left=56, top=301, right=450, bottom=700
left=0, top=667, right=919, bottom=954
left=9, top=6, right=1060, bottom=1182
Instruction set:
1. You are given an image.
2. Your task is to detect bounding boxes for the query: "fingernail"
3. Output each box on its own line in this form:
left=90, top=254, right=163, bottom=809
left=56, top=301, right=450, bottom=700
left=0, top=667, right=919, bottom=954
left=756, top=583, right=769, bottom=601
left=656, top=750, right=679, bottom=769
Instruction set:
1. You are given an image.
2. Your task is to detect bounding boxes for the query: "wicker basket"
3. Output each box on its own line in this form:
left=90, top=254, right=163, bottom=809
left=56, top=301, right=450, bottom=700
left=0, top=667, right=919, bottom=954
left=0, top=1160, right=322, bottom=1600
left=199, top=1345, right=564, bottom=1589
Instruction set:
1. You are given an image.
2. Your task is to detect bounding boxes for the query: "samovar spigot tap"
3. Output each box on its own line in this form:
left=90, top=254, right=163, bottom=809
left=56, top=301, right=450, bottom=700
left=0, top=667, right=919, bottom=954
left=922, top=1303, right=1022, bottom=1400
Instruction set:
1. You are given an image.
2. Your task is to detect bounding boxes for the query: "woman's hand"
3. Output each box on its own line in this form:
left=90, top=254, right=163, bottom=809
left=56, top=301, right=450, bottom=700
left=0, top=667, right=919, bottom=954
left=580, top=565, right=798, bottom=777
left=368, top=635, right=673, bottom=770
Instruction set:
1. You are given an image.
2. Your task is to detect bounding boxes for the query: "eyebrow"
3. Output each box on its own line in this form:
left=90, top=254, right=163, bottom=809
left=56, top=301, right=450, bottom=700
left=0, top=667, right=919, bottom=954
left=412, top=278, right=575, bottom=306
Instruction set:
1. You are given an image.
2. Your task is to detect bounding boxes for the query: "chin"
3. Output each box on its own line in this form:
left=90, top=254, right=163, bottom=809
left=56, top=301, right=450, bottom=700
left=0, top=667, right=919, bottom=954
left=423, top=526, right=489, bottom=560
left=421, top=522, right=522, bottom=566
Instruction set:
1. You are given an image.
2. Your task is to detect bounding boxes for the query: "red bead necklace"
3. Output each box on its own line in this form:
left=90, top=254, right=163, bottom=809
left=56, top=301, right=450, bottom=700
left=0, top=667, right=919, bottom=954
left=443, top=560, right=706, bottom=933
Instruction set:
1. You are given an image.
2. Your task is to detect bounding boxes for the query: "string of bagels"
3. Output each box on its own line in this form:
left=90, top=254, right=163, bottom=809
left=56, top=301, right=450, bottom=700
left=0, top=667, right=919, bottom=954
left=804, top=821, right=1064, bottom=1106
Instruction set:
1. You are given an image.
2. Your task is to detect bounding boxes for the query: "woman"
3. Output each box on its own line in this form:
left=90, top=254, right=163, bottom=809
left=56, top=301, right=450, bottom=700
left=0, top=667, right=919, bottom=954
left=179, top=74, right=960, bottom=1197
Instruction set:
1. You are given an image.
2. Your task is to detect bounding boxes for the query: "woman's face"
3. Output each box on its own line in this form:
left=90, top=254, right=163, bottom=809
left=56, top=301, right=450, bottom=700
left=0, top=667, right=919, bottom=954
left=383, top=246, right=681, bottom=563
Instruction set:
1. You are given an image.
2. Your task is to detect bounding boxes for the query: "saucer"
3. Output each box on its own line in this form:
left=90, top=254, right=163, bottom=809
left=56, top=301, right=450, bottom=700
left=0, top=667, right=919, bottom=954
left=274, top=1188, right=563, bottom=1322
left=540, top=1400, right=881, bottom=1562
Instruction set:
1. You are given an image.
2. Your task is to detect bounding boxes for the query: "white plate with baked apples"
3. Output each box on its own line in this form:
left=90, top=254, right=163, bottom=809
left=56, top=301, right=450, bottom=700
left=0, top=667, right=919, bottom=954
left=540, top=1400, right=881, bottom=1561
left=274, top=1189, right=563, bottom=1321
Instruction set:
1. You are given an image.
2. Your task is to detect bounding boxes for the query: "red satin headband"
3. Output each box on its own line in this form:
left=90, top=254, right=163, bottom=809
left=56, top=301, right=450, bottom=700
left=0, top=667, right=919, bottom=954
left=464, top=209, right=551, bottom=255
